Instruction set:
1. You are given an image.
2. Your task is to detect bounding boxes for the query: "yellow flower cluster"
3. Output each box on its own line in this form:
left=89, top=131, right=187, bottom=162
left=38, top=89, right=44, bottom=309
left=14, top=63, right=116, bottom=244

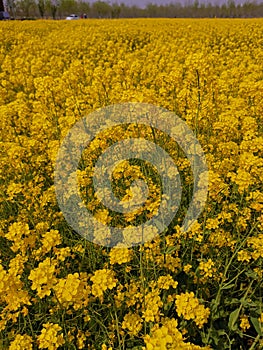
left=0, top=257, right=31, bottom=325
left=34, top=229, right=62, bottom=258
left=175, top=292, right=210, bottom=328
left=247, top=234, right=263, bottom=260
left=157, top=275, right=178, bottom=290
left=5, top=222, right=35, bottom=256
left=28, top=258, right=58, bottom=298
left=142, top=289, right=163, bottom=322
left=199, top=259, right=216, bottom=279
left=144, top=318, right=211, bottom=350
left=53, top=272, right=90, bottom=309
left=109, top=244, right=133, bottom=265
left=237, top=233, right=263, bottom=263
left=37, top=323, right=65, bottom=350
left=90, top=268, right=117, bottom=301
left=9, top=334, right=33, bottom=350
left=121, top=312, right=142, bottom=335
left=240, top=315, right=250, bottom=332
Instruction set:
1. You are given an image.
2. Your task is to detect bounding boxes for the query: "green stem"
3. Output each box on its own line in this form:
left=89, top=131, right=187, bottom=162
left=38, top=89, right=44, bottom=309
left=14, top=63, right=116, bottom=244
left=249, top=334, right=261, bottom=350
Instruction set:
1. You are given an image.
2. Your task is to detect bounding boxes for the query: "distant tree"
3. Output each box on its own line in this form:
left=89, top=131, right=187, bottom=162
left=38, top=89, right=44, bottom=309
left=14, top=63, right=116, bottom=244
left=38, top=0, right=46, bottom=17
left=242, top=1, right=256, bottom=17
left=0, top=0, right=4, bottom=11
left=220, top=3, right=227, bottom=17
left=146, top=3, right=158, bottom=17
left=6, top=0, right=16, bottom=17
left=188, top=0, right=199, bottom=17
left=77, top=0, right=90, bottom=17
left=193, top=0, right=199, bottom=8
left=119, top=2, right=130, bottom=17
left=198, top=2, right=206, bottom=17
left=258, top=2, right=263, bottom=15
left=92, top=1, right=111, bottom=18
left=235, top=3, right=243, bottom=17
left=227, top=0, right=236, bottom=17
left=169, top=3, right=182, bottom=18
left=5, top=0, right=263, bottom=20
left=111, top=2, right=120, bottom=18
left=16, top=0, right=36, bottom=17
left=60, top=0, right=78, bottom=17
left=213, top=3, right=221, bottom=17
left=48, top=0, right=60, bottom=18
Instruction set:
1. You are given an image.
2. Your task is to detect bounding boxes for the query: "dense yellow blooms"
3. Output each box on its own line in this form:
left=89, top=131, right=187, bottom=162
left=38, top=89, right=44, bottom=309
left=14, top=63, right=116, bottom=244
left=34, top=229, right=62, bottom=257
left=53, top=272, right=90, bottom=309
left=144, top=318, right=211, bottom=350
left=199, top=259, right=216, bottom=279
left=5, top=222, right=35, bottom=256
left=122, top=312, right=143, bottom=335
left=9, top=334, right=33, bottom=350
left=37, top=323, right=65, bottom=350
left=143, top=288, right=163, bottom=322
left=0, top=18, right=262, bottom=350
left=157, top=275, right=178, bottom=290
left=28, top=258, right=58, bottom=298
left=90, top=268, right=117, bottom=300
left=175, top=292, right=210, bottom=328
left=109, top=244, right=133, bottom=265
left=240, top=315, right=250, bottom=332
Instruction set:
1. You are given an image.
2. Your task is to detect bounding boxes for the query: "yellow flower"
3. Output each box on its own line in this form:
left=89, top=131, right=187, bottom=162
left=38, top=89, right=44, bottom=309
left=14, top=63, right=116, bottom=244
left=101, top=345, right=113, bottom=350
left=53, top=272, right=90, bottom=309
left=142, top=289, right=163, bottom=322
left=76, top=330, right=86, bottom=349
left=247, top=234, right=263, bottom=260
left=28, top=258, right=57, bottom=298
left=144, top=318, right=211, bottom=349
left=122, top=312, right=142, bottom=335
left=199, top=259, right=216, bottom=278
left=9, top=334, right=33, bottom=350
left=37, top=323, right=64, bottom=350
left=5, top=222, right=34, bottom=256
left=230, top=169, right=253, bottom=193
left=237, top=250, right=251, bottom=262
left=94, top=209, right=112, bottom=225
left=109, top=244, right=133, bottom=265
left=183, top=264, right=192, bottom=273
left=259, top=312, right=263, bottom=324
left=34, top=230, right=62, bottom=258
left=90, top=269, right=117, bottom=301
left=240, top=315, right=250, bottom=332
left=175, top=292, right=210, bottom=328
left=157, top=275, right=178, bottom=290
left=1, top=17, right=263, bottom=350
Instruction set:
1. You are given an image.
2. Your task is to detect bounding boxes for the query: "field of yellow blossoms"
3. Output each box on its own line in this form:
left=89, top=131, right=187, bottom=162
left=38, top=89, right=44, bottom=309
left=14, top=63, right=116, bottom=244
left=0, top=18, right=263, bottom=349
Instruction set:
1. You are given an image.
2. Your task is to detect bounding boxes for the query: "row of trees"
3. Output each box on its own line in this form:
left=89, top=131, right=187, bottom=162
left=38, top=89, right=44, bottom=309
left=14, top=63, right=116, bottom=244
left=3, top=0, right=263, bottom=19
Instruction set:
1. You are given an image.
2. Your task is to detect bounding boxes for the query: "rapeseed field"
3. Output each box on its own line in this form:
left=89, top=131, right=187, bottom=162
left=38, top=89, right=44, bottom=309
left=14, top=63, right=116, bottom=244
left=0, top=19, right=263, bottom=349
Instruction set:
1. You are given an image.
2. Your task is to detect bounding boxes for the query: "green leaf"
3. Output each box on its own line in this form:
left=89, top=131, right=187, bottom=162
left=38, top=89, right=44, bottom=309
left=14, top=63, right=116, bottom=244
left=251, top=317, right=262, bottom=336
left=245, top=270, right=258, bottom=279
left=228, top=308, right=240, bottom=331
left=164, top=246, right=177, bottom=254
left=154, top=219, right=167, bottom=232
left=221, top=283, right=235, bottom=290
left=241, top=298, right=257, bottom=308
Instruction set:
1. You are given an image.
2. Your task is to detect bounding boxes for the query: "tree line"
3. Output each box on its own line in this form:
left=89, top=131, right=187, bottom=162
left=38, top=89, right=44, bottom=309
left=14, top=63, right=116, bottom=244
left=3, top=0, right=263, bottom=19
